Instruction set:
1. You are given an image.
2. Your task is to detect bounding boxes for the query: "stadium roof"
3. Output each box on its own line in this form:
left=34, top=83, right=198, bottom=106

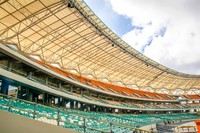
left=0, top=0, right=200, bottom=92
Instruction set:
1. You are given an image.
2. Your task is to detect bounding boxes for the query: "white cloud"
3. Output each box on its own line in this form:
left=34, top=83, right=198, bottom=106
left=108, top=0, right=200, bottom=74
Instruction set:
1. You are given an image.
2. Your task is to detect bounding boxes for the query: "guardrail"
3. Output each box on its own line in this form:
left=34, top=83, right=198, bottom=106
left=0, top=64, right=199, bottom=111
left=0, top=93, right=154, bottom=133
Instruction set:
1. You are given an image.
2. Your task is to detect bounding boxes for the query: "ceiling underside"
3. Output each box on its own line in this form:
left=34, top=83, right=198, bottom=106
left=0, top=0, right=200, bottom=91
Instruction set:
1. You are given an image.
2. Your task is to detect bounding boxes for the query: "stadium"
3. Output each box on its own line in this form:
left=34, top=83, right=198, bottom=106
left=0, top=0, right=200, bottom=133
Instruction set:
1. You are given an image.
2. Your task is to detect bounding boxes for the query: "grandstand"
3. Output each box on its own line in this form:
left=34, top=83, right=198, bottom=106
left=0, top=0, right=200, bottom=133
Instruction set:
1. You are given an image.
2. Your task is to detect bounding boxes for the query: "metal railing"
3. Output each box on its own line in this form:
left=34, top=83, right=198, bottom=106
left=0, top=64, right=199, bottom=111
left=0, top=94, right=154, bottom=133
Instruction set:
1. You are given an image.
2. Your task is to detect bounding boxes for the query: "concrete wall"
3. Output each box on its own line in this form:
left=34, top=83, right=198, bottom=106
left=0, top=110, right=79, bottom=133
left=197, top=111, right=200, bottom=116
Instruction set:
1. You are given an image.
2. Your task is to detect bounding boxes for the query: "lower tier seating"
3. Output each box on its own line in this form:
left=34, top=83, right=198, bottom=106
left=0, top=96, right=199, bottom=133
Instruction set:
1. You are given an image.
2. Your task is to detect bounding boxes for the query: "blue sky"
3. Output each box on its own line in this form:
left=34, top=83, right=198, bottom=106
left=84, top=0, right=200, bottom=75
left=84, top=0, right=132, bottom=37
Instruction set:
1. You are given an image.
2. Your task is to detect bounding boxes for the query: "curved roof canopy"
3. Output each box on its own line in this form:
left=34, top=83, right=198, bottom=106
left=0, top=0, right=200, bottom=92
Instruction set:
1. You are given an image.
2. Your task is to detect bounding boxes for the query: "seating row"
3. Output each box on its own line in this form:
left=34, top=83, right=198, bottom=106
left=1, top=96, right=200, bottom=133
left=33, top=59, right=176, bottom=100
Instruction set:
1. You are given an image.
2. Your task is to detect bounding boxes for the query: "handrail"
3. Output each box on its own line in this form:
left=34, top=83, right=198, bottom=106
left=0, top=44, right=179, bottom=102
left=0, top=66, right=200, bottom=111
left=0, top=94, right=154, bottom=133
left=0, top=93, right=199, bottom=133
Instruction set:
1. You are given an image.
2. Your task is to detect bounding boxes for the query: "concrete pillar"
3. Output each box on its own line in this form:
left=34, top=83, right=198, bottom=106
left=89, top=91, right=91, bottom=97
left=103, top=108, right=106, bottom=113
left=80, top=103, right=83, bottom=110
left=43, top=93, right=46, bottom=105
left=27, top=72, right=33, bottom=79
left=70, top=86, right=73, bottom=92
left=75, top=101, right=79, bottom=109
left=61, top=98, right=66, bottom=107
left=80, top=89, right=83, bottom=96
left=17, top=86, right=28, bottom=100
left=27, top=89, right=33, bottom=102
left=1, top=80, right=9, bottom=95
left=57, top=97, right=63, bottom=107
left=58, top=83, right=62, bottom=90
left=96, top=106, right=99, bottom=112
left=48, top=95, right=52, bottom=105
left=45, top=77, right=48, bottom=85
left=70, top=100, right=74, bottom=109
left=88, top=105, right=90, bottom=111
left=8, top=60, right=13, bottom=71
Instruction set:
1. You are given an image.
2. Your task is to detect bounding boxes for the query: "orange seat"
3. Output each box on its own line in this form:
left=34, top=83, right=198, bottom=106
left=31, top=58, right=175, bottom=101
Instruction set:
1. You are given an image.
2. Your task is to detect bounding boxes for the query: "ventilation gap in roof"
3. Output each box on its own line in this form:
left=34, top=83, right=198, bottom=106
left=102, top=78, right=109, bottom=83
left=29, top=55, right=41, bottom=61
left=127, top=84, right=139, bottom=90
left=68, top=69, right=78, bottom=74
left=6, top=43, right=19, bottom=51
left=114, top=81, right=124, bottom=87
left=51, top=63, right=61, bottom=68
left=86, top=74, right=94, bottom=79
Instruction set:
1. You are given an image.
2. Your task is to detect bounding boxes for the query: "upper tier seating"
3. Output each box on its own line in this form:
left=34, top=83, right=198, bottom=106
left=32, top=59, right=176, bottom=101
left=186, top=95, right=200, bottom=99
left=83, top=95, right=200, bottom=110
